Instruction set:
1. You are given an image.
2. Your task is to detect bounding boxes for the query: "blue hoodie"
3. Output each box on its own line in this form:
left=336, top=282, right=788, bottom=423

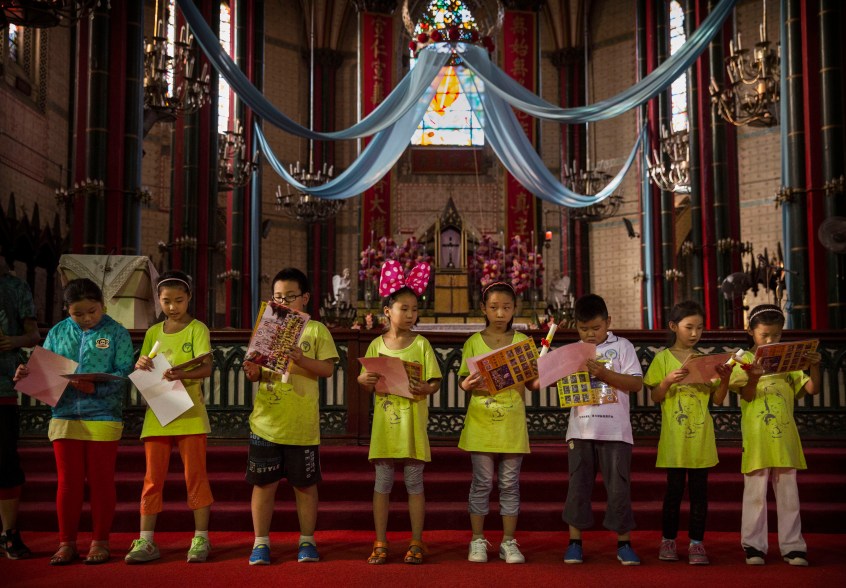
left=43, top=314, right=134, bottom=422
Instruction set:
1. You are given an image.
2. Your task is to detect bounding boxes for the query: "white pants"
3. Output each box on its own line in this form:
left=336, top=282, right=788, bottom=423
left=741, top=467, right=806, bottom=555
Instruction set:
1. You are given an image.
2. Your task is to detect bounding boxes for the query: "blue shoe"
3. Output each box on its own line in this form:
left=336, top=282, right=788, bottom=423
left=564, top=543, right=583, bottom=564
left=297, top=542, right=319, bottom=563
left=249, top=544, right=271, bottom=566
left=617, top=544, right=641, bottom=566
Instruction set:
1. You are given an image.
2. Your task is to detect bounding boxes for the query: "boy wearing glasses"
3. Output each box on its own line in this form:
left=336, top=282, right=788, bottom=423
left=242, top=268, right=339, bottom=565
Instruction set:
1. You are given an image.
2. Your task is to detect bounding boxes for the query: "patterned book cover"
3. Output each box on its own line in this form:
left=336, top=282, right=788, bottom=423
left=754, top=339, right=819, bottom=374
left=477, top=339, right=539, bottom=393
left=245, top=301, right=310, bottom=376
left=556, top=359, right=618, bottom=408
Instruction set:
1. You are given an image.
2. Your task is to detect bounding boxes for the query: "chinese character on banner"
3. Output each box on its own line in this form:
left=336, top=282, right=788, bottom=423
left=502, top=10, right=537, bottom=245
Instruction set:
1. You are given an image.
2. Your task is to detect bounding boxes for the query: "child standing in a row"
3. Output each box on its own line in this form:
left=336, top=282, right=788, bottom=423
left=730, top=304, right=821, bottom=566
left=644, top=301, right=730, bottom=565
left=15, top=278, right=134, bottom=565
left=125, top=271, right=214, bottom=564
left=358, top=261, right=441, bottom=565
left=458, top=282, right=534, bottom=564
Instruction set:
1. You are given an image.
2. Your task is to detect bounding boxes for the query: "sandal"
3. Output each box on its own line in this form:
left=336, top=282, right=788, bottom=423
left=367, top=541, right=389, bottom=565
left=84, top=541, right=110, bottom=565
left=404, top=539, right=426, bottom=565
left=50, top=543, right=79, bottom=566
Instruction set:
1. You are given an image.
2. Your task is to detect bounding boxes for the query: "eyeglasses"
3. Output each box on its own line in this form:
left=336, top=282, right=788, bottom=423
left=272, top=293, right=303, bottom=304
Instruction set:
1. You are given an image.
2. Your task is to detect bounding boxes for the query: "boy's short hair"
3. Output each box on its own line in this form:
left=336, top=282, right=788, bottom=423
left=574, top=293, right=609, bottom=322
left=272, top=267, right=311, bottom=295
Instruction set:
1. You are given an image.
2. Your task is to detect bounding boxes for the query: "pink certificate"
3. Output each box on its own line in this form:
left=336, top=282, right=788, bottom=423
left=537, top=342, right=597, bottom=389
left=15, top=346, right=78, bottom=407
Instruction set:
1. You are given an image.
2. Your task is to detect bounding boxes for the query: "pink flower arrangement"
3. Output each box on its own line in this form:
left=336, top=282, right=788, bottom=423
left=359, top=236, right=432, bottom=292
left=471, top=234, right=544, bottom=297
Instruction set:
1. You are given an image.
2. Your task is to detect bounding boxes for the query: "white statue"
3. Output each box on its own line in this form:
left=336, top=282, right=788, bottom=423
left=549, top=272, right=571, bottom=309
left=332, top=268, right=351, bottom=306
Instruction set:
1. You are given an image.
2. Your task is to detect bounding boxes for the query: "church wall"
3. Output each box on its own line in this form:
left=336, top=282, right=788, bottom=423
left=585, top=0, right=642, bottom=328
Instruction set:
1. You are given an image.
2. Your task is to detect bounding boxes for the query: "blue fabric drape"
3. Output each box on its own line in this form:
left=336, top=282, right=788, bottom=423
left=459, top=0, right=736, bottom=123
left=176, top=0, right=450, bottom=140
left=255, top=73, right=443, bottom=200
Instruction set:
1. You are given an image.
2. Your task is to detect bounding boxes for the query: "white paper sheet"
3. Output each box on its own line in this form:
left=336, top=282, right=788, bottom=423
left=129, top=354, right=194, bottom=426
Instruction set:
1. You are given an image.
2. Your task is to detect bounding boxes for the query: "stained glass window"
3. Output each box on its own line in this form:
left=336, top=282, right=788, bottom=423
left=410, top=0, right=484, bottom=146
left=8, top=24, right=19, bottom=63
left=669, top=1, right=688, bottom=132
left=218, top=1, right=231, bottom=134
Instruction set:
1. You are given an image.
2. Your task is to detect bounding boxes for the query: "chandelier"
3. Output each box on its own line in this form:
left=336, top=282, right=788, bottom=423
left=709, top=0, right=779, bottom=127
left=217, top=120, right=257, bottom=190
left=0, top=0, right=105, bottom=28
left=563, top=162, right=624, bottom=222
left=274, top=162, right=343, bottom=224
left=143, top=4, right=210, bottom=118
left=646, top=125, right=690, bottom=194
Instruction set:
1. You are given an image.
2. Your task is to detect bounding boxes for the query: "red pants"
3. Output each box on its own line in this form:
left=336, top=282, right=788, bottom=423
left=53, top=439, right=119, bottom=543
left=140, top=435, right=213, bottom=515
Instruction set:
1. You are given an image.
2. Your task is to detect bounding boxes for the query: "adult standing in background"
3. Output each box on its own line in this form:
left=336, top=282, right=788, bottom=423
left=0, top=258, right=40, bottom=559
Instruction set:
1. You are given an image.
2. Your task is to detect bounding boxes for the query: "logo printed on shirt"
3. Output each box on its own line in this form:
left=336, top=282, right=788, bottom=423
left=300, top=340, right=311, bottom=353
left=603, top=349, right=618, bottom=360
left=182, top=342, right=193, bottom=353
left=95, top=338, right=110, bottom=349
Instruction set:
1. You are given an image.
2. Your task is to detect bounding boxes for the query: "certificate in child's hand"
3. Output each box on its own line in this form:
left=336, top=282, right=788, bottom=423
left=537, top=342, right=596, bottom=389
left=14, top=346, right=77, bottom=407
left=358, top=356, right=417, bottom=399
left=129, top=354, right=194, bottom=426
left=679, top=351, right=736, bottom=384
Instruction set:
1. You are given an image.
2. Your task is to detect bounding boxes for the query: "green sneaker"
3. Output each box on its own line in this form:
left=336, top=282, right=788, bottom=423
left=187, top=536, right=211, bottom=563
left=125, top=538, right=160, bottom=564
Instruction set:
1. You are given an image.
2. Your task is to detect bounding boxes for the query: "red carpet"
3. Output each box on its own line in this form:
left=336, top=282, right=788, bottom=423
left=3, top=530, right=845, bottom=588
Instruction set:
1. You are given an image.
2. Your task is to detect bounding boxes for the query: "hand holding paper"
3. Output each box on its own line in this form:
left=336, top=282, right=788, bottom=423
left=537, top=342, right=596, bottom=389
left=14, top=346, right=77, bottom=407
left=358, top=357, right=417, bottom=399
left=129, top=354, right=194, bottom=426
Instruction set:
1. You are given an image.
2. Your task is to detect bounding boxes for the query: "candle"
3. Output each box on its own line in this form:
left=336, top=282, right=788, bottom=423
left=545, top=230, right=552, bottom=242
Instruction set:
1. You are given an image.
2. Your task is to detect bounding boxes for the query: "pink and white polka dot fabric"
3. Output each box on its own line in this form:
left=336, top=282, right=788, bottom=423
left=378, top=260, right=431, bottom=297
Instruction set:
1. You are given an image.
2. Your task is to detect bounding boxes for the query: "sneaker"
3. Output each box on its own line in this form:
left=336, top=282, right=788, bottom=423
left=617, top=544, right=641, bottom=566
left=783, top=551, right=808, bottom=566
left=124, top=538, right=160, bottom=564
left=249, top=544, right=271, bottom=566
left=658, top=538, right=678, bottom=561
left=468, top=537, right=491, bottom=563
left=688, top=542, right=709, bottom=565
left=187, top=536, right=211, bottom=563
left=1, top=529, right=32, bottom=560
left=564, top=542, right=583, bottom=564
left=297, top=542, right=319, bottom=563
left=744, top=546, right=766, bottom=565
left=499, top=539, right=525, bottom=564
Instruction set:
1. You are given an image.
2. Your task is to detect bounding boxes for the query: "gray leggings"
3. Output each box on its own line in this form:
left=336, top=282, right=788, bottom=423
left=468, top=452, right=523, bottom=517
left=373, top=458, right=425, bottom=495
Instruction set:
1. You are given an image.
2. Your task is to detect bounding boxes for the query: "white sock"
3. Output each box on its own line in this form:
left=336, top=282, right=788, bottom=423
left=194, top=530, right=209, bottom=540
left=299, top=535, right=316, bottom=546
left=140, top=531, right=154, bottom=543
left=253, top=536, right=270, bottom=548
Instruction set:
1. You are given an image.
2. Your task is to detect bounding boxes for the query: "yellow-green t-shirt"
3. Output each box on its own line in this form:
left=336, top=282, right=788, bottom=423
left=249, top=320, right=339, bottom=446
left=456, top=332, right=530, bottom=454
left=364, top=335, right=442, bottom=462
left=139, top=319, right=212, bottom=438
left=729, top=351, right=809, bottom=474
left=644, top=349, right=719, bottom=468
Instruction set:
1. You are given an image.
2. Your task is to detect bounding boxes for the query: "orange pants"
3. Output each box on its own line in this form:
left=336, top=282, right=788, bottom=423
left=140, top=435, right=214, bottom=515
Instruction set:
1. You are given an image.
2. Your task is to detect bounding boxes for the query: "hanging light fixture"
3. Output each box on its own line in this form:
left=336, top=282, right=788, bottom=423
left=563, top=6, right=624, bottom=223
left=143, top=0, right=210, bottom=119
left=274, top=0, right=342, bottom=223
left=217, top=119, right=257, bottom=190
left=0, top=1, right=105, bottom=28
left=646, top=125, right=691, bottom=194
left=709, top=0, right=779, bottom=127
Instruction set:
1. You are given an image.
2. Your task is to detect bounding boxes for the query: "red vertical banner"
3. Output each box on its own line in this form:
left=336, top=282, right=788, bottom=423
left=360, top=13, right=393, bottom=247
left=502, top=10, right=538, bottom=245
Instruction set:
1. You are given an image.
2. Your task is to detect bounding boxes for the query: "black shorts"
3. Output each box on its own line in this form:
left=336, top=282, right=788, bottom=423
left=245, top=433, right=322, bottom=487
left=0, top=405, right=25, bottom=489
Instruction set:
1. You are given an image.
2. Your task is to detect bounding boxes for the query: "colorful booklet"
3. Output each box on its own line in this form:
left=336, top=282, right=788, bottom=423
left=678, top=351, right=736, bottom=384
left=358, top=356, right=422, bottom=399
left=471, top=339, right=539, bottom=394
left=754, top=339, right=819, bottom=374
left=556, top=359, right=619, bottom=408
left=537, top=341, right=597, bottom=389
left=245, top=301, right=310, bottom=377
left=171, top=351, right=213, bottom=372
